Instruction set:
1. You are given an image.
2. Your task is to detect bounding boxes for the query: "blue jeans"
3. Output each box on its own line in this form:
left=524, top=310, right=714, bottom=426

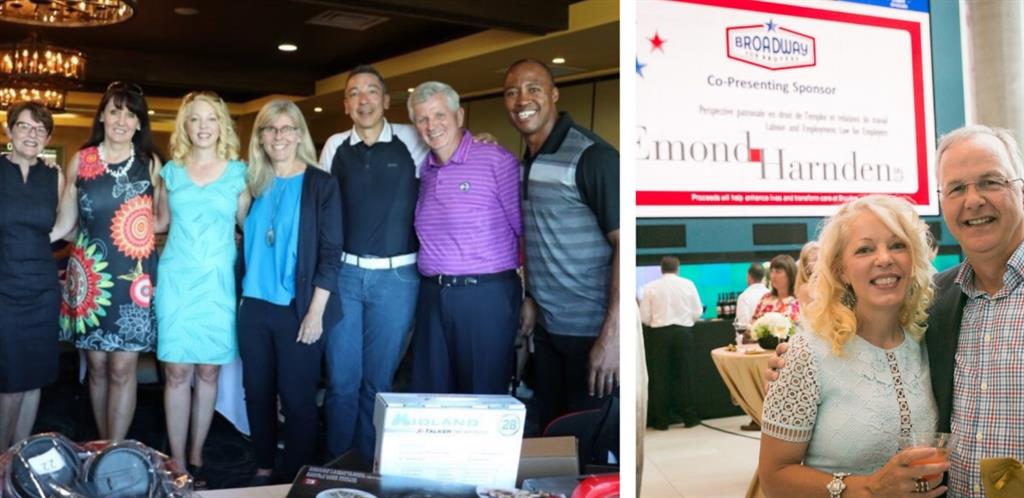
left=325, top=263, right=419, bottom=460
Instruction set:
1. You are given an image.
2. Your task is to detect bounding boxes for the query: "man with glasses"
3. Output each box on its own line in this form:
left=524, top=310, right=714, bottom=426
left=770, top=125, right=1024, bottom=498
left=926, top=125, right=1024, bottom=498
left=317, top=65, right=428, bottom=463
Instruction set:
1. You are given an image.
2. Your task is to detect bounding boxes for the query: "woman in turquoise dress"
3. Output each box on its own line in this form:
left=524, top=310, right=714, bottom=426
left=55, top=82, right=164, bottom=442
left=154, top=91, right=250, bottom=478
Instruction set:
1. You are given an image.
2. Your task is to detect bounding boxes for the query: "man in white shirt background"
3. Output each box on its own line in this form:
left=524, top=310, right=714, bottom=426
left=735, top=262, right=768, bottom=326
left=639, top=256, right=703, bottom=430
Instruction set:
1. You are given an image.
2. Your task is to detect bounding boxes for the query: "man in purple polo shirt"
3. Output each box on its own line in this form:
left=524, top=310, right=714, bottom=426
left=407, top=81, right=522, bottom=394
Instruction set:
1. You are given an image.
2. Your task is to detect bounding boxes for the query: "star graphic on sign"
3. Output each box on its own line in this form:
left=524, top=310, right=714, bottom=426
left=636, top=57, right=646, bottom=77
left=765, top=19, right=777, bottom=31
left=648, top=31, right=666, bottom=52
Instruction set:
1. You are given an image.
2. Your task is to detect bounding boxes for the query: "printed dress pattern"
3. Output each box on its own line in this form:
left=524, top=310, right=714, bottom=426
left=60, top=146, right=157, bottom=351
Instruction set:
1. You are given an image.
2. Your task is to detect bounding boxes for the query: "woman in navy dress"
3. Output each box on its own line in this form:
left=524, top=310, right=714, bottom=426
left=0, top=102, right=64, bottom=450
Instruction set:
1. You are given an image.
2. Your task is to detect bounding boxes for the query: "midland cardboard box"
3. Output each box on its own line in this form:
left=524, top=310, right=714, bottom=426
left=373, top=393, right=526, bottom=489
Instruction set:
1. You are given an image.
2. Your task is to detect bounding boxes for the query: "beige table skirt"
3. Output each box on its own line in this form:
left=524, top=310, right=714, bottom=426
left=711, top=347, right=774, bottom=498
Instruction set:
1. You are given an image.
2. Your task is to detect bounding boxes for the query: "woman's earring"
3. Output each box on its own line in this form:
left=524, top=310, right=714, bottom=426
left=840, top=283, right=857, bottom=309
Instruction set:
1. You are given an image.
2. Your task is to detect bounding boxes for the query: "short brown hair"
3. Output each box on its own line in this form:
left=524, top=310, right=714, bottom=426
left=6, top=101, right=53, bottom=135
left=660, top=256, right=680, bottom=274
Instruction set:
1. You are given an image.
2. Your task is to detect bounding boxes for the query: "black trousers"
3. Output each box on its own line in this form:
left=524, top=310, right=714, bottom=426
left=642, top=324, right=700, bottom=428
left=237, top=297, right=324, bottom=481
left=410, top=272, right=521, bottom=394
left=531, top=324, right=613, bottom=432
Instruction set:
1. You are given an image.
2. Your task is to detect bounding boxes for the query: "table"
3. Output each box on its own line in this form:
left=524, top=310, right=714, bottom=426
left=710, top=346, right=774, bottom=498
left=198, top=484, right=290, bottom=497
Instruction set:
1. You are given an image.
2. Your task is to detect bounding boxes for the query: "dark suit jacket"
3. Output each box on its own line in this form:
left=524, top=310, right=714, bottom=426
left=926, top=265, right=967, bottom=432
left=240, top=166, right=344, bottom=332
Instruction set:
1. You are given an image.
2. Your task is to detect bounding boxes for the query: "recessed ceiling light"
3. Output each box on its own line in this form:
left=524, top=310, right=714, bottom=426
left=278, top=43, right=298, bottom=52
left=314, top=107, right=323, bottom=113
left=407, top=87, right=414, bottom=93
left=148, top=110, right=155, bottom=115
left=552, top=57, right=566, bottom=64
left=173, top=7, right=199, bottom=16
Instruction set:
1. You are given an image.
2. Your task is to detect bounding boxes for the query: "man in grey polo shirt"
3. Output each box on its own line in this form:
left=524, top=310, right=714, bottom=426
left=503, top=59, right=620, bottom=431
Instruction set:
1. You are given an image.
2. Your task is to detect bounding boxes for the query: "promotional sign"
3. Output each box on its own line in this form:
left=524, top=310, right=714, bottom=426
left=636, top=0, right=936, bottom=217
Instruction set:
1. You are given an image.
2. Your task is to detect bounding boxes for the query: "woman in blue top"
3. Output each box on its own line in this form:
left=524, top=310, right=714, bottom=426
left=154, top=91, right=250, bottom=478
left=760, top=195, right=945, bottom=498
left=239, top=100, right=342, bottom=484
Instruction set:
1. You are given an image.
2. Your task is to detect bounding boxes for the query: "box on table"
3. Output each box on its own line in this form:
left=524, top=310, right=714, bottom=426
left=373, top=392, right=526, bottom=489
left=286, top=466, right=479, bottom=498
left=516, top=436, right=579, bottom=486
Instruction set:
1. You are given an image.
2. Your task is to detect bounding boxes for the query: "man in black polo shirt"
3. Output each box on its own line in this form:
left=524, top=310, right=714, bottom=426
left=317, top=65, right=428, bottom=462
left=503, top=59, right=620, bottom=433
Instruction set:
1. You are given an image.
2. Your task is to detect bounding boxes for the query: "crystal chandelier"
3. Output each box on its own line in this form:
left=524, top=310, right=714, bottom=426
left=0, top=0, right=136, bottom=27
left=0, top=36, right=86, bottom=111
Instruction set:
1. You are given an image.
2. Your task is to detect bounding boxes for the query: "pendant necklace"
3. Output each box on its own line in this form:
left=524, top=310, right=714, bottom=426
left=266, top=179, right=287, bottom=247
left=98, top=142, right=135, bottom=179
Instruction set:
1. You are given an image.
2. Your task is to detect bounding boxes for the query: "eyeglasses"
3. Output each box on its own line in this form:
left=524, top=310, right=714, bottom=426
left=938, top=176, right=1024, bottom=199
left=259, top=125, right=299, bottom=137
left=12, top=121, right=49, bottom=137
left=107, top=81, right=144, bottom=96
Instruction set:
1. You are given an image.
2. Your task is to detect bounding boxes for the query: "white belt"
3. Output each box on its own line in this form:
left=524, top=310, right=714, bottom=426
left=341, top=252, right=417, bottom=270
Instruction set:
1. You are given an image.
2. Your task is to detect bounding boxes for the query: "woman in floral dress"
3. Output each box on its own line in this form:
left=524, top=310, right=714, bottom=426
left=55, top=82, right=164, bottom=441
left=752, top=254, right=802, bottom=324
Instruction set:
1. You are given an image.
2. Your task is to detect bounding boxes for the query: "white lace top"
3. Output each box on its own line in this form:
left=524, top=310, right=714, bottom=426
left=762, top=330, right=938, bottom=475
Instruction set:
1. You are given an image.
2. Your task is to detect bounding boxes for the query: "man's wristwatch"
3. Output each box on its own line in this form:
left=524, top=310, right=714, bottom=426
left=827, top=472, right=850, bottom=498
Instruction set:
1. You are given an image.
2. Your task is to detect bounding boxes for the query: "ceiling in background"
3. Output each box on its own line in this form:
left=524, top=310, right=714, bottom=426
left=0, top=0, right=586, bottom=102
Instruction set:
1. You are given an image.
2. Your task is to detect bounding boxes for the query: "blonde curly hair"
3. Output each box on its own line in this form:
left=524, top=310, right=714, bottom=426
left=805, top=194, right=935, bottom=356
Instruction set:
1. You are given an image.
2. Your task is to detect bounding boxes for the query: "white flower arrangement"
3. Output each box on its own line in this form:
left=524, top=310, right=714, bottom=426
left=751, top=312, right=796, bottom=340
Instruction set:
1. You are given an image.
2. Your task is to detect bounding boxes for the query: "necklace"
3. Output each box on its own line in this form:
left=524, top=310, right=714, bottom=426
left=98, top=142, right=135, bottom=179
left=265, top=179, right=288, bottom=247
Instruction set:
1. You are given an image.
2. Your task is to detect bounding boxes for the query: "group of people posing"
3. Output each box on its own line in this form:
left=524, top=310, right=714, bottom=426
left=760, top=125, right=1024, bottom=498
left=0, top=59, right=620, bottom=486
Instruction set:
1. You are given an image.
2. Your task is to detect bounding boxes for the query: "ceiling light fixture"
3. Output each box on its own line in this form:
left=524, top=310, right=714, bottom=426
left=552, top=57, right=566, bottom=64
left=278, top=43, right=298, bottom=52
left=0, top=0, right=137, bottom=27
left=313, top=106, right=323, bottom=113
left=0, top=34, right=86, bottom=111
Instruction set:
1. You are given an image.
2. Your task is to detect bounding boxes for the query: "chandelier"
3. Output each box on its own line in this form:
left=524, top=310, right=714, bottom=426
left=0, top=0, right=135, bottom=27
left=0, top=36, right=86, bottom=111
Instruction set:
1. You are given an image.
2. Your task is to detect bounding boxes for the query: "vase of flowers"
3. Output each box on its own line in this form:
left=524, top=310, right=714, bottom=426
left=751, top=312, right=796, bottom=350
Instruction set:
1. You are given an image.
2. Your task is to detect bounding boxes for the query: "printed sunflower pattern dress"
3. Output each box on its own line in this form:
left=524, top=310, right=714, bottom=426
left=60, top=146, right=157, bottom=352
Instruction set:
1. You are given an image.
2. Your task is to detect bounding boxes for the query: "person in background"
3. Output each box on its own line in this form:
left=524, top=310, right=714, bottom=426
left=795, top=241, right=821, bottom=307
left=639, top=256, right=702, bottom=430
left=154, top=91, right=250, bottom=481
left=0, top=102, right=63, bottom=450
left=55, top=81, right=164, bottom=441
left=407, top=81, right=522, bottom=395
left=735, top=262, right=768, bottom=326
left=752, top=254, right=800, bottom=323
left=759, top=194, right=943, bottom=498
left=239, top=100, right=342, bottom=484
left=504, top=59, right=620, bottom=434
